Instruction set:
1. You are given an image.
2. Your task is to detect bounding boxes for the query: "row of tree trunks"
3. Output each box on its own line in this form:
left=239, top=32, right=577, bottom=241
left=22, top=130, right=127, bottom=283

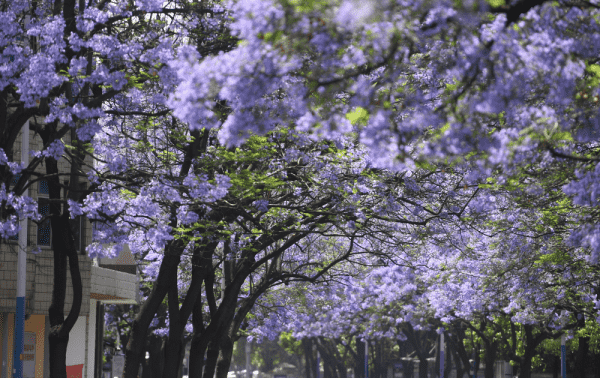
left=123, top=246, right=184, bottom=378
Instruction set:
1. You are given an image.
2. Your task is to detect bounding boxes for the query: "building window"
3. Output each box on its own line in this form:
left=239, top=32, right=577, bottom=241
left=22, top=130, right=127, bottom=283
left=67, top=182, right=87, bottom=255
left=37, top=180, right=51, bottom=247
left=71, top=215, right=86, bottom=255
left=7, top=174, right=22, bottom=242
left=35, top=180, right=86, bottom=252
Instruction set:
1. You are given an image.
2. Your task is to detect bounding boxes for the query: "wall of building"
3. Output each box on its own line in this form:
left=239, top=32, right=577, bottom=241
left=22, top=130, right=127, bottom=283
left=1, top=126, right=94, bottom=317
left=0, top=247, right=92, bottom=317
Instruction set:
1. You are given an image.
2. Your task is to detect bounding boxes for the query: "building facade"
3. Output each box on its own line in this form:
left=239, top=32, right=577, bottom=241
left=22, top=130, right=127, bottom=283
left=0, top=126, right=139, bottom=378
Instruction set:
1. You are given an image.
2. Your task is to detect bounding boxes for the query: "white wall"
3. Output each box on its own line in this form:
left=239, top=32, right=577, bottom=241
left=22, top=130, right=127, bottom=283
left=66, top=316, right=87, bottom=367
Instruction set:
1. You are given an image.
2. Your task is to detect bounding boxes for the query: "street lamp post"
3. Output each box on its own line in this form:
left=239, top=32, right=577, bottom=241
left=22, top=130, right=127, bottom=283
left=13, top=120, right=29, bottom=378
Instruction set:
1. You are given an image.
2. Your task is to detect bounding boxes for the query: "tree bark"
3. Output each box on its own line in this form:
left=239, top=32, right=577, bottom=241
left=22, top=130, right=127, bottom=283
left=44, top=151, right=83, bottom=378
left=483, top=341, right=497, bottom=378
left=518, top=325, right=544, bottom=378
left=204, top=338, right=222, bottom=378
left=575, top=334, right=589, bottom=378
left=355, top=338, right=366, bottom=378
left=445, top=328, right=470, bottom=378
left=304, top=339, right=315, bottom=378
left=189, top=295, right=211, bottom=378
left=162, top=244, right=214, bottom=378
left=124, top=244, right=183, bottom=378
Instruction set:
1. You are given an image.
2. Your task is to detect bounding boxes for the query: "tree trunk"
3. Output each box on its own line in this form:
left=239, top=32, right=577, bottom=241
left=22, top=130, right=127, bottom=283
left=188, top=330, right=210, bottom=378
left=419, top=357, right=428, bottom=378
left=215, top=334, right=235, bottom=378
left=483, top=342, right=497, bottom=378
left=356, top=338, right=366, bottom=378
left=446, top=329, right=469, bottom=378
left=143, top=334, right=163, bottom=378
left=575, top=336, right=589, bottom=378
left=472, top=344, right=481, bottom=378
left=163, top=244, right=214, bottom=378
left=45, top=152, right=83, bottom=378
left=162, top=276, right=184, bottom=378
left=316, top=340, right=335, bottom=378
left=162, top=332, right=183, bottom=378
left=189, top=335, right=209, bottom=378
left=204, top=338, right=221, bottom=378
left=304, top=339, right=315, bottom=378
left=403, top=325, right=430, bottom=378
left=333, top=339, right=348, bottom=378
left=124, top=247, right=183, bottom=378
left=48, top=331, right=70, bottom=378
left=519, top=326, right=535, bottom=378
left=48, top=214, right=83, bottom=378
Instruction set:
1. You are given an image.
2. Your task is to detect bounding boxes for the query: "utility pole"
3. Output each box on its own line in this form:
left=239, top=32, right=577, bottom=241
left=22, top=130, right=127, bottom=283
left=365, top=340, right=368, bottom=378
left=560, top=334, right=566, bottom=378
left=439, top=333, right=444, bottom=378
left=246, top=339, right=251, bottom=378
left=13, top=120, right=29, bottom=378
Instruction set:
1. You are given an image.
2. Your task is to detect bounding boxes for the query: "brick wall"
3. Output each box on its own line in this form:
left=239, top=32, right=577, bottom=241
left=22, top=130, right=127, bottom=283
left=0, top=246, right=92, bottom=316
left=0, top=124, right=94, bottom=317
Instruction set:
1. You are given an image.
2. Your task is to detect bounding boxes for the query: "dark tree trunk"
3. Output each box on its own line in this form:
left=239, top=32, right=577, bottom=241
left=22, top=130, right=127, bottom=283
left=124, top=247, right=183, bottom=378
left=213, top=289, right=256, bottom=378
left=188, top=336, right=209, bottom=378
left=216, top=334, right=235, bottom=378
left=519, top=325, right=546, bottom=378
left=451, top=345, right=465, bottom=378
left=473, top=344, right=481, bottom=378
left=332, top=339, right=348, bottom=378
left=355, top=338, right=366, bottom=378
left=483, top=343, right=497, bottom=378
left=162, top=244, right=213, bottom=378
left=576, top=337, right=589, bottom=378
left=446, top=329, right=470, bottom=378
left=483, top=342, right=497, bottom=378
left=203, top=338, right=221, bottom=378
left=419, top=357, right=428, bottom=378
left=316, top=340, right=335, bottom=378
left=162, top=331, right=183, bottom=378
left=374, top=341, right=384, bottom=378
left=520, top=353, right=533, bottom=378
left=142, top=334, right=164, bottom=378
left=304, top=339, right=315, bottom=378
left=594, top=348, right=600, bottom=378
left=45, top=152, right=83, bottom=378
left=403, top=325, right=431, bottom=378
left=188, top=327, right=210, bottom=378
left=161, top=277, right=185, bottom=378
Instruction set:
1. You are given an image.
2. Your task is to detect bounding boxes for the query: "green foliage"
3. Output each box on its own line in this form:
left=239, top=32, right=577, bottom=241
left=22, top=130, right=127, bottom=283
left=279, top=332, right=303, bottom=355
left=485, top=0, right=506, bottom=7
left=278, top=0, right=335, bottom=13
left=346, top=107, right=370, bottom=126
left=585, top=63, right=600, bottom=88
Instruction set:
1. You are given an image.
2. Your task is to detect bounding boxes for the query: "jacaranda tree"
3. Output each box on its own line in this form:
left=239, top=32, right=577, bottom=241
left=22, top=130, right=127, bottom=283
left=4, top=0, right=600, bottom=377
left=0, top=0, right=219, bottom=377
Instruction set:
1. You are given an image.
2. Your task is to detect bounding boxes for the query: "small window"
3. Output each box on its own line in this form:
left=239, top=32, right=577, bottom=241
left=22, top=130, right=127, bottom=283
left=71, top=215, right=86, bottom=255
left=37, top=180, right=51, bottom=247
left=11, top=174, right=21, bottom=186
left=66, top=182, right=87, bottom=255
left=7, top=174, right=22, bottom=242
left=39, top=179, right=49, bottom=195
left=37, top=199, right=51, bottom=247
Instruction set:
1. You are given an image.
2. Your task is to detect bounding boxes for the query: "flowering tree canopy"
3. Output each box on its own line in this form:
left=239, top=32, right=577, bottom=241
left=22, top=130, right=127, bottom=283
left=3, top=1, right=600, bottom=378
